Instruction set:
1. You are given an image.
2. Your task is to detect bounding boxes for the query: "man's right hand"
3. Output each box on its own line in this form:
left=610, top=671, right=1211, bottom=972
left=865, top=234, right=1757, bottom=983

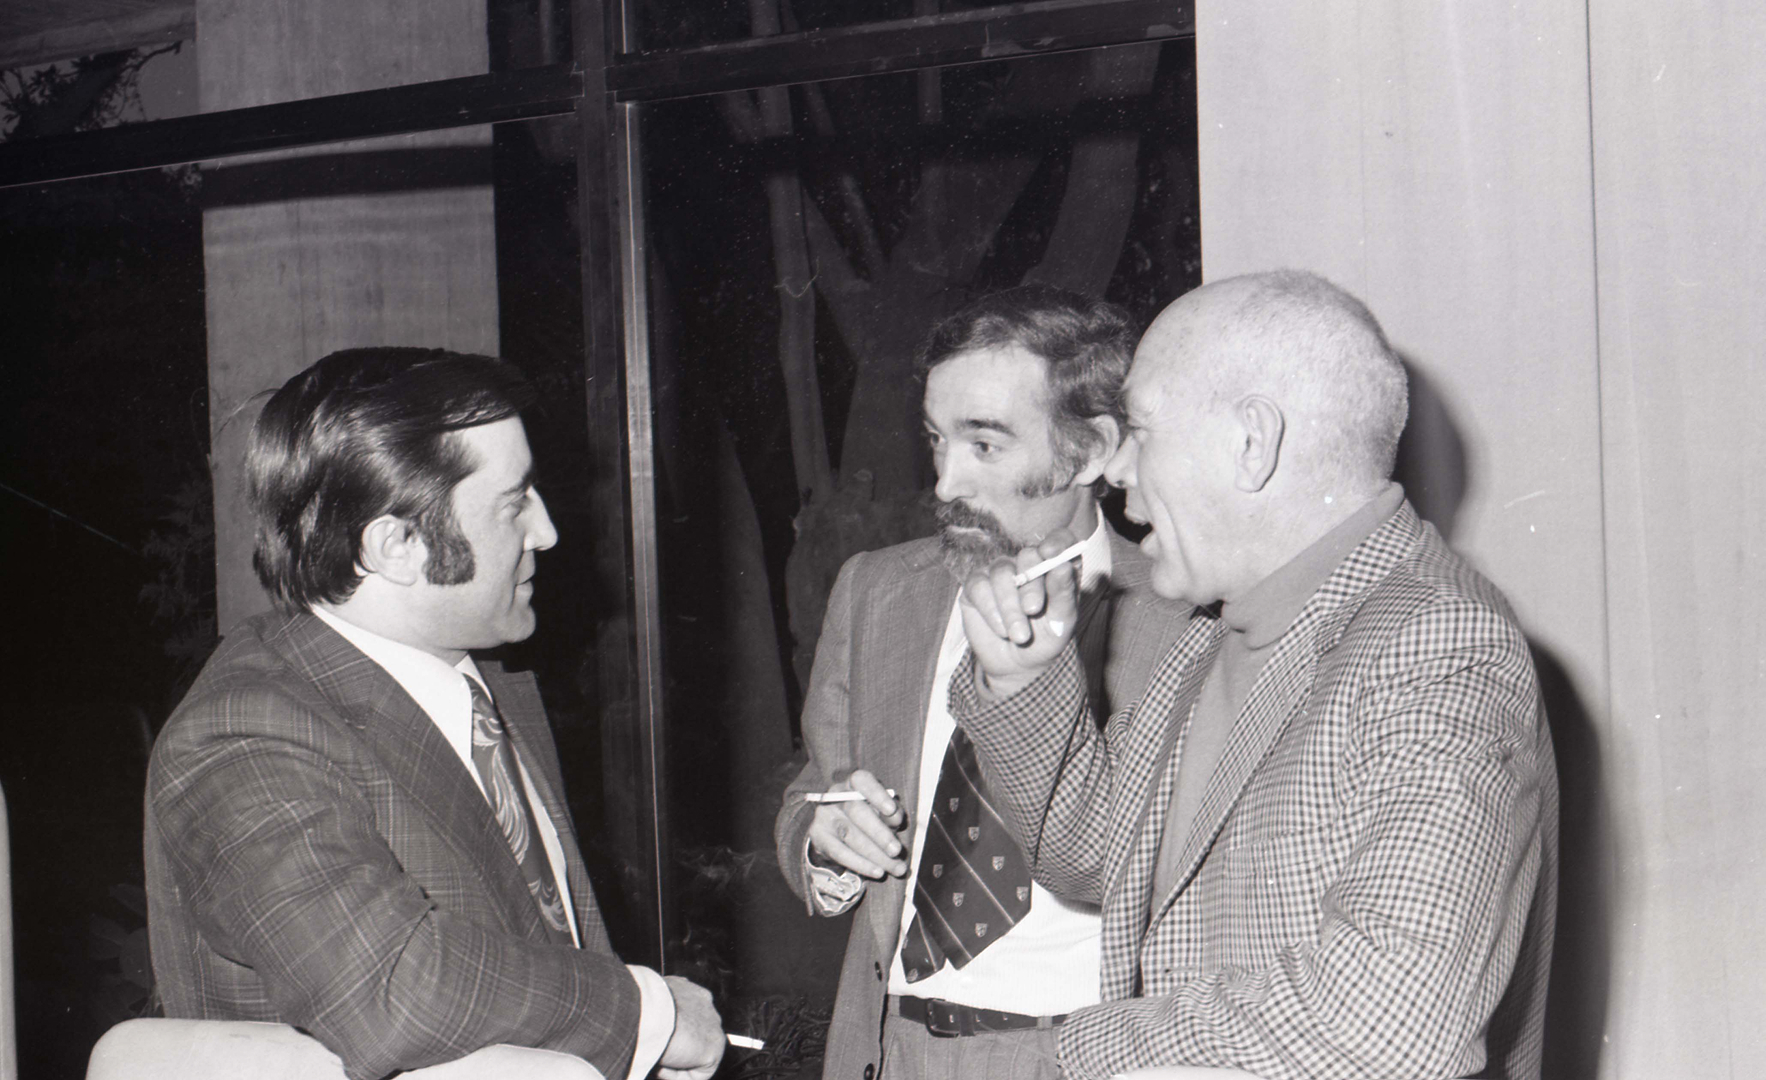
left=805, top=769, right=908, bottom=879
left=959, top=532, right=1082, bottom=701
left=657, top=976, right=724, bottom=1080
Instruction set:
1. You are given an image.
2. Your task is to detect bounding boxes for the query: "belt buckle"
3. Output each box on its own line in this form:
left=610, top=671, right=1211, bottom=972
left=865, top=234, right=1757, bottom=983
left=924, top=998, right=969, bottom=1038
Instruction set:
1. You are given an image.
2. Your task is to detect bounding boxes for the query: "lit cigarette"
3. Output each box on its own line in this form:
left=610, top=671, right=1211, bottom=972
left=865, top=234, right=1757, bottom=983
left=1012, top=538, right=1088, bottom=587
left=804, top=788, right=898, bottom=804
left=727, top=1034, right=766, bottom=1050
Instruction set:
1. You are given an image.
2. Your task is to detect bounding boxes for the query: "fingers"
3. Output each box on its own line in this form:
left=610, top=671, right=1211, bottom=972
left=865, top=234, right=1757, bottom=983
left=960, top=533, right=1081, bottom=647
left=848, top=768, right=905, bottom=828
left=659, top=977, right=725, bottom=1077
left=808, top=803, right=908, bottom=878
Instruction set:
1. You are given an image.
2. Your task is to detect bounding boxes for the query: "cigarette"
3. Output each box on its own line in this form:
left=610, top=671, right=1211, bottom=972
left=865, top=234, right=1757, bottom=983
left=804, top=788, right=898, bottom=803
left=727, top=1034, right=766, bottom=1050
left=1012, top=538, right=1088, bottom=587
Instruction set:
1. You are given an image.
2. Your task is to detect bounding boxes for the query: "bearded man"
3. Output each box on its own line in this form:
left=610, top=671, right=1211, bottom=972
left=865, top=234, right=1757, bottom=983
left=774, top=286, right=1186, bottom=1080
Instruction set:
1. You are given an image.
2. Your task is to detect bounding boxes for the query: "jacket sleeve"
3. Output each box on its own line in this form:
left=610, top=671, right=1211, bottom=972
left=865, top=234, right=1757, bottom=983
left=1055, top=597, right=1551, bottom=1080
left=775, top=554, right=864, bottom=910
left=950, top=643, right=1121, bottom=905
left=149, top=688, right=643, bottom=1080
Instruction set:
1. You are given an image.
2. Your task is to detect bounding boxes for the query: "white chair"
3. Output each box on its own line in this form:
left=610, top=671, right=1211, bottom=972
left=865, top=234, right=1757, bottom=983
left=86, top=1019, right=603, bottom=1080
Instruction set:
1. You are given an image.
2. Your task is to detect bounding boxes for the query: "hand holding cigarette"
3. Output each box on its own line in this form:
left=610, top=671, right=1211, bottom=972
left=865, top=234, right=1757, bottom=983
left=958, top=529, right=1083, bottom=701
left=804, top=768, right=908, bottom=880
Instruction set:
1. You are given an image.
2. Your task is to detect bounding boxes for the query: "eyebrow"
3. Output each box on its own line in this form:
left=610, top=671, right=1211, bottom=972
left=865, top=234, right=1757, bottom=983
left=501, top=465, right=536, bottom=499
left=923, top=411, right=1019, bottom=438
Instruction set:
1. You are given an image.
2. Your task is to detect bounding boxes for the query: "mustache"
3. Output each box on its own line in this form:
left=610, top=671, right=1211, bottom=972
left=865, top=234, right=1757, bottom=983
left=935, top=501, right=1020, bottom=571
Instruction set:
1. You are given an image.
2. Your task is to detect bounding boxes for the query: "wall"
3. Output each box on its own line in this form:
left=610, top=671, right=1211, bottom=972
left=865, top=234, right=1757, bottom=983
left=1588, top=4, right=1766, bottom=1075
left=199, top=0, right=499, bottom=631
left=1195, top=1, right=1765, bottom=1075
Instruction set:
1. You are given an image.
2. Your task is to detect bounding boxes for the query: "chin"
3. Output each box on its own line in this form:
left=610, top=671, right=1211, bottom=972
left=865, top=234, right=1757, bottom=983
left=1148, top=562, right=1192, bottom=603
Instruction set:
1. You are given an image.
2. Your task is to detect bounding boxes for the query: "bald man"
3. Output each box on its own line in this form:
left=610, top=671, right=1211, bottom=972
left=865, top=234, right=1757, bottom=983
left=949, top=271, right=1558, bottom=1080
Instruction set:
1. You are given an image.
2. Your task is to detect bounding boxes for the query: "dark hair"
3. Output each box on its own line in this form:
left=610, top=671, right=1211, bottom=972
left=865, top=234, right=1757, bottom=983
left=247, top=347, right=537, bottom=612
left=917, top=284, right=1137, bottom=480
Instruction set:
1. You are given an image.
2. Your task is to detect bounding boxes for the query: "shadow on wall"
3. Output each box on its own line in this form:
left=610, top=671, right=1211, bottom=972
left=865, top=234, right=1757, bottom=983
left=1391, top=357, right=1609, bottom=1080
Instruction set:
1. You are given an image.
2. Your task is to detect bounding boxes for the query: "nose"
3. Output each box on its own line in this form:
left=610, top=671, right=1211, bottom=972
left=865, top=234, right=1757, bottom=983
left=932, top=447, right=968, bottom=504
left=525, top=489, right=559, bottom=552
left=1103, top=438, right=1137, bottom=490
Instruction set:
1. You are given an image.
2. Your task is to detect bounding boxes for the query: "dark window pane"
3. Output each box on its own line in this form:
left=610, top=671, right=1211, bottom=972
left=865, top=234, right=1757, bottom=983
left=639, top=39, right=1198, bottom=1064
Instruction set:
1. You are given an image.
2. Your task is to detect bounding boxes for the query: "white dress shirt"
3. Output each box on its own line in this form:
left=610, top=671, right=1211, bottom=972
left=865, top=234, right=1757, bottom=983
left=881, top=516, right=1109, bottom=1014
left=312, top=607, right=670, bottom=1079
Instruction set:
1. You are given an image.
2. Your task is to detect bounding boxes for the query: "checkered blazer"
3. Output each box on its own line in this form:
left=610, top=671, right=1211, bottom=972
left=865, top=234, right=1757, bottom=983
left=145, top=611, right=641, bottom=1080
left=954, top=502, right=1558, bottom=1080
left=775, top=530, right=1188, bottom=1080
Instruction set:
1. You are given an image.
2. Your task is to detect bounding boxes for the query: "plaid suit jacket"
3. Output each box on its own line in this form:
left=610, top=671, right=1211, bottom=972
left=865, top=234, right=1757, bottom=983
left=774, top=530, right=1187, bottom=1080
left=954, top=502, right=1558, bottom=1080
left=145, top=611, right=641, bottom=1080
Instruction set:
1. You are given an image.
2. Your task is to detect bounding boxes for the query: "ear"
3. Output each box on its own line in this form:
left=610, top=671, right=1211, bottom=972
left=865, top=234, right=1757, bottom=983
left=1233, top=395, right=1284, bottom=493
left=358, top=515, right=426, bottom=587
left=1070, top=414, right=1122, bottom=487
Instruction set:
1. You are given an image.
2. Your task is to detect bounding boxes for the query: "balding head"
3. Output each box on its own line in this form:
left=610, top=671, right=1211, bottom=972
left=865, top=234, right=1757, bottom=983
left=1106, top=271, right=1409, bottom=603
left=1140, top=270, right=1408, bottom=492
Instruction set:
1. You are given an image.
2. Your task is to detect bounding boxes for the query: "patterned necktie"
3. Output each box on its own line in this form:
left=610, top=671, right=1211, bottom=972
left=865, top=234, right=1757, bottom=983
left=466, top=677, right=573, bottom=943
left=899, top=725, right=1032, bottom=980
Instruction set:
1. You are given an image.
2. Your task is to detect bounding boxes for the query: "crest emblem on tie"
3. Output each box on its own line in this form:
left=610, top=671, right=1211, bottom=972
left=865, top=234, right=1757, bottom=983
left=932, top=863, right=944, bottom=878
left=1017, top=886, right=1029, bottom=902
left=968, top=826, right=981, bottom=842
left=949, top=797, right=960, bottom=813
left=952, top=892, right=965, bottom=907
left=974, top=922, right=988, bottom=938
left=992, top=855, right=1006, bottom=871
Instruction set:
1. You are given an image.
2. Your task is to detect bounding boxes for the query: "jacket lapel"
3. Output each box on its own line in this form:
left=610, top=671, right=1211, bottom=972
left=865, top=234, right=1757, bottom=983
left=1144, top=627, right=1315, bottom=936
left=486, top=662, right=611, bottom=951
left=862, top=544, right=960, bottom=957
left=281, top=614, right=541, bottom=941
left=1141, top=502, right=1430, bottom=936
left=1103, top=529, right=1190, bottom=717
left=1094, top=614, right=1222, bottom=996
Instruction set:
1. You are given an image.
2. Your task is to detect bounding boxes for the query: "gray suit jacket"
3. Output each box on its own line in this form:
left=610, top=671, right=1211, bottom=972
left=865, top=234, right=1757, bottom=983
left=146, top=611, right=640, bottom=1080
left=774, top=529, right=1186, bottom=1080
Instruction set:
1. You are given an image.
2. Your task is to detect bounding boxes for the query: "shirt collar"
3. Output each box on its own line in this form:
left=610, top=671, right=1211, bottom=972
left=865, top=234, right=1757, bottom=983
left=311, top=606, right=490, bottom=721
left=1223, top=482, right=1405, bottom=648
left=1076, top=509, right=1113, bottom=592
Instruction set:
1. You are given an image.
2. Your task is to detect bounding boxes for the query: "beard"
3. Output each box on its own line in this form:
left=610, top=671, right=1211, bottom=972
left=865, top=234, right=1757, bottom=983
left=936, top=500, right=1023, bottom=578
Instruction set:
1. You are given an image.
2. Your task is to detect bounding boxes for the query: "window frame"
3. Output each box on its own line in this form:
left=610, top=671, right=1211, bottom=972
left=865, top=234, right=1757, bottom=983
left=0, top=0, right=1196, bottom=966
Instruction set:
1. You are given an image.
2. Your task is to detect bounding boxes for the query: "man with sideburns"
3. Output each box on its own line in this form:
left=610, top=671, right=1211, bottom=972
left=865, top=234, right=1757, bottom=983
left=775, top=286, right=1186, bottom=1080
left=953, top=271, right=1558, bottom=1080
left=146, top=348, right=724, bottom=1080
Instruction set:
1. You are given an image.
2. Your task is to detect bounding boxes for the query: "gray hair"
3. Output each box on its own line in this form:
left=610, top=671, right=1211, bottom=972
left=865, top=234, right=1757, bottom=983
left=1197, top=270, right=1409, bottom=487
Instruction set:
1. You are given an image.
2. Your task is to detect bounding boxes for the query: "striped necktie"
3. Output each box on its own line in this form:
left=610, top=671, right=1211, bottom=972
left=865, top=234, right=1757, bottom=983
left=898, top=724, right=1030, bottom=980
left=466, top=677, right=573, bottom=943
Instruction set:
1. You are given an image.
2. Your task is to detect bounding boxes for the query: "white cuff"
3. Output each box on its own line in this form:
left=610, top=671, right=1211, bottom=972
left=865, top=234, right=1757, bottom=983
left=624, top=964, right=675, bottom=1080
left=804, top=836, right=864, bottom=915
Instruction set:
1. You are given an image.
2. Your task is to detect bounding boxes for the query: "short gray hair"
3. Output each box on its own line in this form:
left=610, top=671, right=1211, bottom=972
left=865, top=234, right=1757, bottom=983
left=1200, top=270, right=1409, bottom=486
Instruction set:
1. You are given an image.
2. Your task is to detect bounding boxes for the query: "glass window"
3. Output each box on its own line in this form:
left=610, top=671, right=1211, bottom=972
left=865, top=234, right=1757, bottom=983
left=1, top=152, right=208, bottom=1080
left=638, top=38, right=1198, bottom=1061
left=0, top=103, right=628, bottom=1071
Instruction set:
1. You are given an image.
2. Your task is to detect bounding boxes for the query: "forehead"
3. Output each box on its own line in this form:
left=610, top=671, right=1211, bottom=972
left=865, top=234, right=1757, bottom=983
left=923, top=344, right=1052, bottom=423
left=451, top=416, right=532, bottom=486
left=1124, top=303, right=1210, bottom=421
